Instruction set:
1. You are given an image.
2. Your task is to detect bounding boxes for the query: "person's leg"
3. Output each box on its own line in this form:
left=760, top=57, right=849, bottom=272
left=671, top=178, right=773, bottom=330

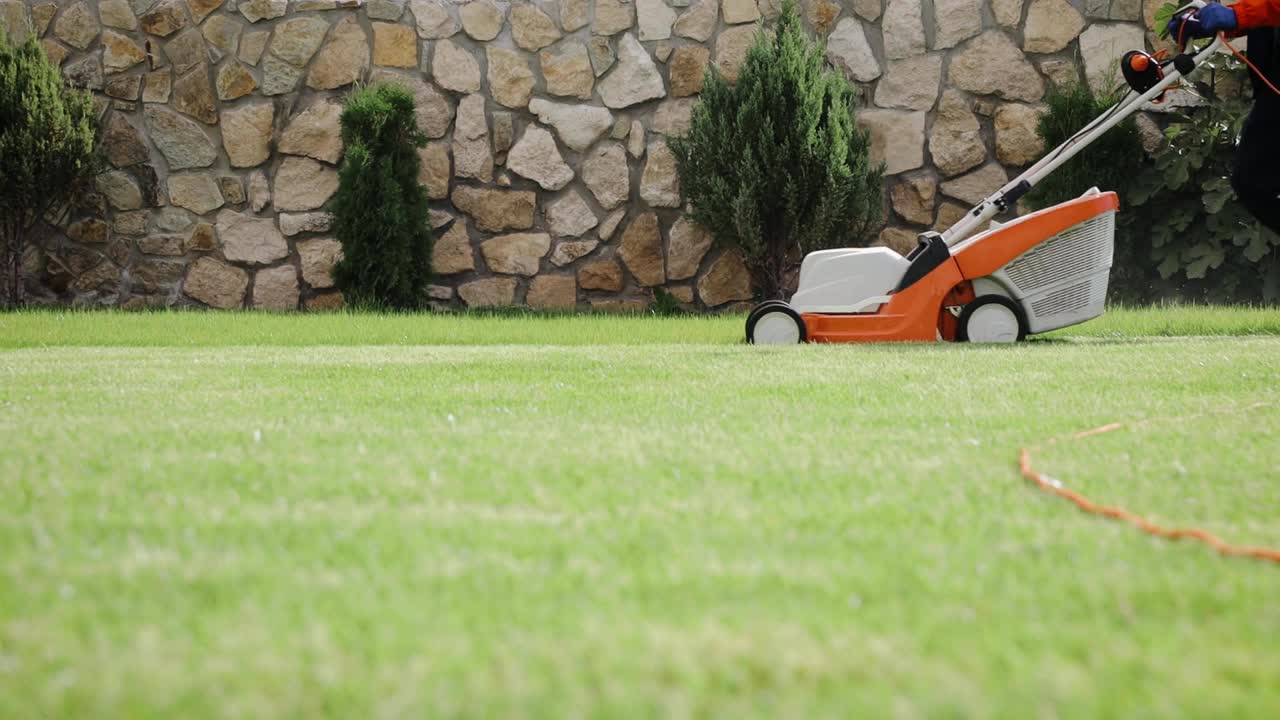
left=1232, top=98, right=1280, bottom=233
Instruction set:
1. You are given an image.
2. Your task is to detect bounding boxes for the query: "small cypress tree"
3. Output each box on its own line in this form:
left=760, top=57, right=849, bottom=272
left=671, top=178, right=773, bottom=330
left=331, top=83, right=433, bottom=309
left=0, top=31, right=98, bottom=307
left=1025, top=81, right=1145, bottom=210
left=670, top=0, right=883, bottom=299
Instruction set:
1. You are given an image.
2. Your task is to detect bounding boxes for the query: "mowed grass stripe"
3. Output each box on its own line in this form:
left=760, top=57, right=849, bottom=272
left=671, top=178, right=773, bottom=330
left=3, top=304, right=1280, bottom=348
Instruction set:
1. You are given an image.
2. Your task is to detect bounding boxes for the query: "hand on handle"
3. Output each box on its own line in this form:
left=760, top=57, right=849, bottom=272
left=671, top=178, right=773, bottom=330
left=1166, top=1, right=1239, bottom=45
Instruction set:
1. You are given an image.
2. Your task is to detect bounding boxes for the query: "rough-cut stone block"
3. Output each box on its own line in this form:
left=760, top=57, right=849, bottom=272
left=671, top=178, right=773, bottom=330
left=431, top=220, right=474, bottom=274
left=526, top=274, right=577, bottom=309
left=458, top=277, right=517, bottom=307
left=933, top=0, right=982, bottom=49
left=551, top=238, right=599, bottom=266
left=418, top=142, right=451, bottom=199
left=451, top=186, right=536, bottom=232
left=433, top=37, right=481, bottom=92
left=487, top=47, right=535, bottom=108
left=722, top=0, right=760, bottom=24
left=674, top=0, right=717, bottom=41
left=593, top=0, right=635, bottom=35
left=581, top=141, right=630, bottom=209
left=168, top=174, right=225, bottom=214
left=940, top=163, right=1009, bottom=204
left=528, top=98, right=613, bottom=152
left=579, top=258, right=624, bottom=291
left=307, top=16, right=369, bottom=90
left=541, top=41, right=594, bottom=100
left=619, top=211, right=664, bottom=286
left=638, top=0, right=677, bottom=39
left=546, top=190, right=599, bottom=238
left=666, top=215, right=711, bottom=280
left=105, top=113, right=151, bottom=168
left=270, top=16, right=328, bottom=66
left=874, top=54, right=942, bottom=111
left=891, top=173, right=936, bottom=225
left=482, top=232, right=551, bottom=276
left=994, top=103, right=1047, bottom=166
left=507, top=126, right=573, bottom=190
left=713, top=24, right=757, bottom=84
left=857, top=109, right=926, bottom=175
left=279, top=212, right=334, bottom=237
left=598, top=33, right=666, bottom=108
left=461, top=0, right=505, bottom=39
left=221, top=102, right=274, bottom=168
left=1023, top=0, right=1086, bottom=54
left=882, top=0, right=925, bottom=59
left=253, top=264, right=300, bottom=310
left=949, top=31, right=1044, bottom=102
left=511, top=3, right=561, bottom=51
left=182, top=257, right=247, bottom=309
left=272, top=157, right=339, bottom=212
left=670, top=46, right=710, bottom=97
left=697, top=251, right=751, bottom=306
left=410, top=0, right=458, bottom=38
left=298, top=237, right=343, bottom=288
left=929, top=90, right=986, bottom=177
left=640, top=140, right=681, bottom=208
left=279, top=100, right=344, bottom=165
left=216, top=209, right=289, bottom=264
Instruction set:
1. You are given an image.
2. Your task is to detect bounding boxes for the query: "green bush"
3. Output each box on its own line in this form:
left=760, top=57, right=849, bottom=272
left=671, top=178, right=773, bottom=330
left=1025, top=82, right=1146, bottom=211
left=331, top=83, right=433, bottom=310
left=670, top=0, right=883, bottom=300
left=1030, top=60, right=1279, bottom=303
left=0, top=32, right=98, bottom=307
left=1125, top=57, right=1280, bottom=303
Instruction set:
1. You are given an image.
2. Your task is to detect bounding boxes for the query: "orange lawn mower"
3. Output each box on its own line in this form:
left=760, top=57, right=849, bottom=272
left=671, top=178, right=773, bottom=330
left=746, top=1, right=1228, bottom=345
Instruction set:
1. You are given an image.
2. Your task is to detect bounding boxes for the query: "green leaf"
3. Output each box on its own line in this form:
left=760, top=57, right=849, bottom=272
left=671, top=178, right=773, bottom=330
left=1154, top=2, right=1180, bottom=37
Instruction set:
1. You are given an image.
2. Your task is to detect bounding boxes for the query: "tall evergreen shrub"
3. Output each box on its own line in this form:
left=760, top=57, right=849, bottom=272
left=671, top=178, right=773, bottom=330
left=670, top=0, right=883, bottom=299
left=0, top=32, right=98, bottom=307
left=331, top=84, right=433, bottom=309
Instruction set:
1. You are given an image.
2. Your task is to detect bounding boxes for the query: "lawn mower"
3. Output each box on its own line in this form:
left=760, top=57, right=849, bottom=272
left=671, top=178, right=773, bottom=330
left=747, top=1, right=1225, bottom=344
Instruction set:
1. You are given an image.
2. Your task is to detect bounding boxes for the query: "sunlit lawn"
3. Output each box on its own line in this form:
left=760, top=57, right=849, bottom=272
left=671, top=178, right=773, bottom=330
left=2, top=306, right=1279, bottom=718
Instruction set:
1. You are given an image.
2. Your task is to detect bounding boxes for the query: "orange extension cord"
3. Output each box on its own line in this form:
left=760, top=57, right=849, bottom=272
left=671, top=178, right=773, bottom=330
left=1016, top=403, right=1280, bottom=564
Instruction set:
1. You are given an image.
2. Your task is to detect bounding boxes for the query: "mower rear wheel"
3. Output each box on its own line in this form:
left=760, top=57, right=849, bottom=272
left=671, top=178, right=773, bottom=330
left=746, top=302, right=806, bottom=345
left=957, top=296, right=1026, bottom=343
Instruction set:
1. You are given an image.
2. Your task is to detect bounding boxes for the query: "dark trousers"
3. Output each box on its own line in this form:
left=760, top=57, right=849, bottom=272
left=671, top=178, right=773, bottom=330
left=1232, top=97, right=1280, bottom=233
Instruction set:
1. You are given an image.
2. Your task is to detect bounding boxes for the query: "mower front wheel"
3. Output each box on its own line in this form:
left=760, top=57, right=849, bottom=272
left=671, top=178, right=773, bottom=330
left=957, top=295, right=1027, bottom=343
left=746, top=302, right=807, bottom=345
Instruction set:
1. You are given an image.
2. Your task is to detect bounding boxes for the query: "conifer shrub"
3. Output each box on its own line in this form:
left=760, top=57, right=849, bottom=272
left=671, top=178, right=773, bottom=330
left=0, top=32, right=98, bottom=307
left=331, top=84, right=433, bottom=309
left=670, top=0, right=883, bottom=300
left=1025, top=82, right=1145, bottom=211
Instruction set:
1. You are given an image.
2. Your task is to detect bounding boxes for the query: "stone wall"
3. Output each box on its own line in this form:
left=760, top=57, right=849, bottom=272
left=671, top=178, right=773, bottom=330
left=3, top=0, right=1161, bottom=310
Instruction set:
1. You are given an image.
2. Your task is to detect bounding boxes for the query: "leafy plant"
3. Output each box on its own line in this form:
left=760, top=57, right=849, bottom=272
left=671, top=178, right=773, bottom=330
left=1125, top=56, right=1279, bottom=302
left=331, top=83, right=433, bottom=309
left=1154, top=1, right=1179, bottom=38
left=0, top=32, right=99, bottom=307
left=670, top=0, right=883, bottom=300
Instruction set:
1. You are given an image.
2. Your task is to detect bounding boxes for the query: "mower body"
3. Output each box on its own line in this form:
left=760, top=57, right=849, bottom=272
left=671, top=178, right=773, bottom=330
left=746, top=23, right=1227, bottom=345
left=748, top=190, right=1119, bottom=344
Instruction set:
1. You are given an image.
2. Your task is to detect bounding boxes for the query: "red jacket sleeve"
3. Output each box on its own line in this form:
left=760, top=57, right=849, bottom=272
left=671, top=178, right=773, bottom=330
left=1234, top=0, right=1280, bottom=30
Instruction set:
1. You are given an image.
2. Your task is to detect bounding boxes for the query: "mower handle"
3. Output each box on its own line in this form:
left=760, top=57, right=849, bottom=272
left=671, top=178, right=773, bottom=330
left=940, top=30, right=1223, bottom=247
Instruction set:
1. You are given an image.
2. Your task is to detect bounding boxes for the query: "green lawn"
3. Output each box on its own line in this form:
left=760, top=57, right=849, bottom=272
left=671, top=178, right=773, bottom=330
left=2, top=307, right=1280, bottom=718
